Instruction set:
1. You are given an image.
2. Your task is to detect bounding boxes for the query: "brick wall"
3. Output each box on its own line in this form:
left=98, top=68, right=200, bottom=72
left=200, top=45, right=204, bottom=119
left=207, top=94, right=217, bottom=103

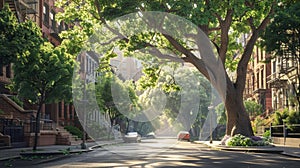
left=0, top=95, right=34, bottom=121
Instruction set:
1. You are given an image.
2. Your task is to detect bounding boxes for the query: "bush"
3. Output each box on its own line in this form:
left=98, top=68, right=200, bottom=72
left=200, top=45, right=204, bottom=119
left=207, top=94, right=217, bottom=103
left=273, top=108, right=289, bottom=125
left=226, top=134, right=270, bottom=147
left=226, top=134, right=253, bottom=147
left=64, top=125, right=83, bottom=139
left=10, top=96, right=23, bottom=107
left=262, top=130, right=272, bottom=143
left=286, top=110, right=300, bottom=126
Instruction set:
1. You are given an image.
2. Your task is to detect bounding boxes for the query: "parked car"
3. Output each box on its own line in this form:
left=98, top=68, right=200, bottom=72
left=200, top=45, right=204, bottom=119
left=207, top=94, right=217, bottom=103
left=177, top=131, right=190, bottom=141
left=145, top=132, right=156, bottom=139
left=123, top=132, right=141, bottom=143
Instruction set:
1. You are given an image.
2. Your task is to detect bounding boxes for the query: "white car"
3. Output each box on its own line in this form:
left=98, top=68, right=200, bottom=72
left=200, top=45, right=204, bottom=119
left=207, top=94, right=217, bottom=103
left=124, top=132, right=141, bottom=143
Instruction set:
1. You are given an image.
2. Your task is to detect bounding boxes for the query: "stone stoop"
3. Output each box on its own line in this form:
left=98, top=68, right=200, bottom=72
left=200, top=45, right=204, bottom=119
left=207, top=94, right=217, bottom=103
left=56, top=127, right=81, bottom=145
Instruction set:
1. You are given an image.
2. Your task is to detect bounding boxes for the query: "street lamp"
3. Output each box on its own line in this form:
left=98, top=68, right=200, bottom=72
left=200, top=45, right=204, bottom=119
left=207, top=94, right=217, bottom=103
left=81, top=72, right=88, bottom=149
left=208, top=105, right=214, bottom=144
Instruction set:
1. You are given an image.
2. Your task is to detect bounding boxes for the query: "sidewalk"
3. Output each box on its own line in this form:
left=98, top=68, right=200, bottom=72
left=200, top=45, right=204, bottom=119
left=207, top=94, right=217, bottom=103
left=194, top=141, right=300, bottom=158
left=0, top=140, right=123, bottom=161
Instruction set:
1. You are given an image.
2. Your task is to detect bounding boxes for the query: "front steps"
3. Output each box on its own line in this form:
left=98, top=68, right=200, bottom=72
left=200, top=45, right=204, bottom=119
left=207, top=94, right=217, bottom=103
left=56, top=126, right=81, bottom=145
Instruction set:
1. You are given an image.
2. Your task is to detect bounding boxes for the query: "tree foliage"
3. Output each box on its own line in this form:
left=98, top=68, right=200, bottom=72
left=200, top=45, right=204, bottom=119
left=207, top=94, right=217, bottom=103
left=0, top=4, right=43, bottom=66
left=56, top=0, right=279, bottom=137
left=11, top=41, right=75, bottom=150
left=11, top=42, right=75, bottom=104
left=262, top=1, right=300, bottom=57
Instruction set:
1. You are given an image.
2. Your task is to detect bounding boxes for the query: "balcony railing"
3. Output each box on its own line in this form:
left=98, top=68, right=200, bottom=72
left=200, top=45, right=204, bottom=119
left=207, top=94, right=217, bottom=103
left=30, top=119, right=55, bottom=133
left=267, top=72, right=288, bottom=88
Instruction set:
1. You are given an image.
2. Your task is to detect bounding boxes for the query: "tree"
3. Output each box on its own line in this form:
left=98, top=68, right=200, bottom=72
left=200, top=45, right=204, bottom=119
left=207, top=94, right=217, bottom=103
left=216, top=100, right=263, bottom=125
left=95, top=71, right=140, bottom=132
left=11, top=41, right=75, bottom=150
left=56, top=0, right=278, bottom=137
left=135, top=63, right=212, bottom=136
left=244, top=100, right=263, bottom=117
left=0, top=4, right=43, bottom=66
left=262, top=1, right=300, bottom=112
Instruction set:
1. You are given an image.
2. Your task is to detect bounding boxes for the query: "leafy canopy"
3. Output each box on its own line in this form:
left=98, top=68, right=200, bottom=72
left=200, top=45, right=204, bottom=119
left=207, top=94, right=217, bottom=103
left=0, top=4, right=43, bottom=66
left=262, top=1, right=300, bottom=57
left=11, top=41, right=75, bottom=104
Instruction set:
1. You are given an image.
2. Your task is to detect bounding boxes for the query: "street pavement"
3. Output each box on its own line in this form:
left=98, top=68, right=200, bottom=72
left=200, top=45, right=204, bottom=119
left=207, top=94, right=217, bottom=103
left=0, top=140, right=122, bottom=161
left=0, top=139, right=299, bottom=162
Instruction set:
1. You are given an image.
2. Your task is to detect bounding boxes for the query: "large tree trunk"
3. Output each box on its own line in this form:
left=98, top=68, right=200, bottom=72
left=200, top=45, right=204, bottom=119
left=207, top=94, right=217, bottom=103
left=225, top=85, right=254, bottom=137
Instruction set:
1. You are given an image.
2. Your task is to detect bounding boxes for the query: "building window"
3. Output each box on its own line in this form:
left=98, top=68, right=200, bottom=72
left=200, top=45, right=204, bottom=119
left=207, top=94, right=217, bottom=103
left=50, top=10, right=56, bottom=32
left=260, top=48, right=264, bottom=61
left=43, top=3, right=49, bottom=26
left=58, top=102, right=62, bottom=118
left=69, top=105, right=73, bottom=120
left=256, top=46, right=260, bottom=63
left=272, top=61, right=276, bottom=73
left=6, top=65, right=11, bottom=78
left=64, top=104, right=68, bottom=119
left=256, top=73, right=259, bottom=89
left=0, top=66, right=3, bottom=76
left=260, top=69, right=264, bottom=89
left=58, top=21, right=64, bottom=33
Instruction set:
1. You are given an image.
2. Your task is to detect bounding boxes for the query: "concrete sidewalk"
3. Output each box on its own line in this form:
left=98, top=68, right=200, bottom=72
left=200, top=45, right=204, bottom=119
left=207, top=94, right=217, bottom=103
left=194, top=141, right=300, bottom=158
left=0, top=140, right=123, bottom=161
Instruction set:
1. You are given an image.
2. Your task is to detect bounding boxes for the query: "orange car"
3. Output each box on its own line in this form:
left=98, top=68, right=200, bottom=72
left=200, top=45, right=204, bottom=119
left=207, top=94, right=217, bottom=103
left=177, top=131, right=190, bottom=141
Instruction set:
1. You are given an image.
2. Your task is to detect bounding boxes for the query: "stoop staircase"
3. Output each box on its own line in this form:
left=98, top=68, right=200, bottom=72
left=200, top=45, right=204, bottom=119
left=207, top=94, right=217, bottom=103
left=4, top=0, right=21, bottom=22
left=56, top=126, right=81, bottom=146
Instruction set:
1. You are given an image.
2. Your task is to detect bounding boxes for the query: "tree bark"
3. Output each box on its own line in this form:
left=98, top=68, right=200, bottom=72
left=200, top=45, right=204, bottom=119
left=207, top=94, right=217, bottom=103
left=33, top=101, right=43, bottom=151
left=225, top=80, right=254, bottom=137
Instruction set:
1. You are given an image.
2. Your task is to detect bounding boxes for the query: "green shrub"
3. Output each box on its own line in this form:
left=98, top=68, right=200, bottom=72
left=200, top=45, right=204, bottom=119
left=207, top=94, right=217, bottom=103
left=244, top=100, right=263, bottom=117
left=262, top=130, right=272, bottom=143
left=227, top=134, right=253, bottom=147
left=64, top=125, right=83, bottom=139
left=226, top=134, right=270, bottom=147
left=286, top=110, right=300, bottom=126
left=273, top=108, right=289, bottom=125
left=10, top=96, right=23, bottom=107
left=263, top=130, right=270, bottom=138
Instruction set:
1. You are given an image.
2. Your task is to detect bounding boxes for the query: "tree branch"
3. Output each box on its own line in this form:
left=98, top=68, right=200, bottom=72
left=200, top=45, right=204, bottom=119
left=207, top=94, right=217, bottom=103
left=219, top=9, right=233, bottom=64
left=235, top=2, right=275, bottom=93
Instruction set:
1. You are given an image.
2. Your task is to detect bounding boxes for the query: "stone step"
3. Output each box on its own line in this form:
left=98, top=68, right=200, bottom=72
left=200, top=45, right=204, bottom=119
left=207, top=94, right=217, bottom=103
left=56, top=126, right=81, bottom=145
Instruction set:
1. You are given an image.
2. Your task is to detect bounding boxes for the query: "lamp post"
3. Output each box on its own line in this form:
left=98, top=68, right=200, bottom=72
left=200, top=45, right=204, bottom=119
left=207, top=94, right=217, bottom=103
left=208, top=105, right=214, bottom=144
left=81, top=72, right=88, bottom=149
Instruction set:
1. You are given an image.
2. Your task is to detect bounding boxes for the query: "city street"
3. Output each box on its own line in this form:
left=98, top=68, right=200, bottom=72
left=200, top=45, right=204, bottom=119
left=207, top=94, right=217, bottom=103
left=36, top=138, right=300, bottom=168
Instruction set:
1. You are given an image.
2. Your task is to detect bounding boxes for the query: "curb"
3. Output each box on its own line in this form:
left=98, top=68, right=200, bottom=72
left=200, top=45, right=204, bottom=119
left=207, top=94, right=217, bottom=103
left=0, top=155, right=20, bottom=161
left=281, top=152, right=300, bottom=158
left=211, top=145, right=284, bottom=154
left=19, top=149, right=92, bottom=157
left=194, top=141, right=284, bottom=154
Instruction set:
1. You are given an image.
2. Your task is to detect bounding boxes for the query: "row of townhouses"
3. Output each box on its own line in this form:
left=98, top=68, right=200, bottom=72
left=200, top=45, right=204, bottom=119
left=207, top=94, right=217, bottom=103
left=0, top=0, right=80, bottom=148
left=244, top=39, right=299, bottom=116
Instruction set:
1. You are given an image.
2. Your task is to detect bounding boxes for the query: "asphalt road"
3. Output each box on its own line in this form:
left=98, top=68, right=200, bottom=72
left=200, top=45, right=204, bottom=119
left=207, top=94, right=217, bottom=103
left=34, top=138, right=300, bottom=168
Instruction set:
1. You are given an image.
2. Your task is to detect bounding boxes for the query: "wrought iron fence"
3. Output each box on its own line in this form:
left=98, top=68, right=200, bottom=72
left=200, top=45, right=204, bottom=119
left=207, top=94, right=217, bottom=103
left=270, top=124, right=300, bottom=138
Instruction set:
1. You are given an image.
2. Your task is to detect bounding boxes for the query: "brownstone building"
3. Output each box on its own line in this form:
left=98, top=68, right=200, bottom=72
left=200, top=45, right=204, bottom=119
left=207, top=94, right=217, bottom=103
left=244, top=44, right=272, bottom=114
left=0, top=0, right=79, bottom=147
